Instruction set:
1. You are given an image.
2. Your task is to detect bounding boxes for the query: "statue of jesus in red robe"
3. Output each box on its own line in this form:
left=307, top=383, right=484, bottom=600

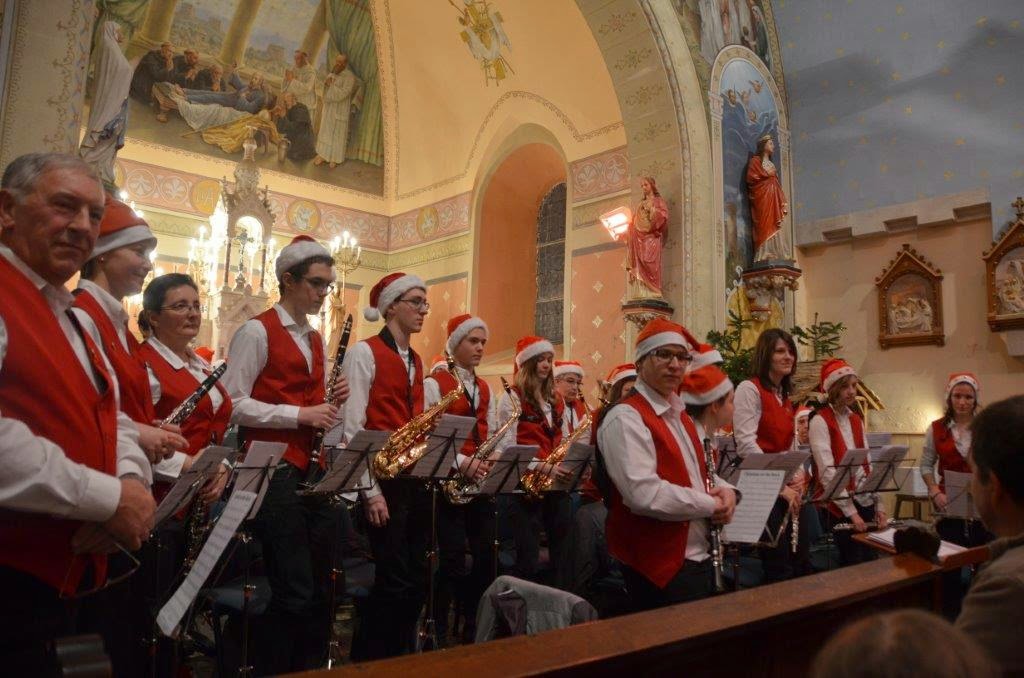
left=626, top=176, right=669, bottom=298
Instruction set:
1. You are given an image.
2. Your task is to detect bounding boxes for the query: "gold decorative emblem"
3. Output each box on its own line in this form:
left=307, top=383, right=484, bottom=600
left=287, top=199, right=321, bottom=234
left=415, top=206, right=440, bottom=239
left=190, top=179, right=221, bottom=216
left=450, top=0, right=513, bottom=85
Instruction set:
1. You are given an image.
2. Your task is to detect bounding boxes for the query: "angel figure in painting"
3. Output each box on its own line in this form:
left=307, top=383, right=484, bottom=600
left=625, top=176, right=669, bottom=298
left=746, top=133, right=789, bottom=262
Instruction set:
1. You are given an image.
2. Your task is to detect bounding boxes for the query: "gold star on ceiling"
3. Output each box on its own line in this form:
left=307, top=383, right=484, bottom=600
left=944, top=170, right=954, bottom=181
left=996, top=75, right=1006, bottom=85
left=937, top=40, right=946, bottom=49
left=954, top=138, right=966, bottom=146
left=977, top=16, right=988, bottom=27
left=891, top=72, right=902, bottom=81
left=901, top=31, right=911, bottom=40
left=904, top=105, right=913, bottom=115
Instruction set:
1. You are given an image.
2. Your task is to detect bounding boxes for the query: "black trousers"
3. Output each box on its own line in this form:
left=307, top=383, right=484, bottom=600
left=249, top=462, right=339, bottom=674
left=829, top=504, right=879, bottom=566
left=351, top=478, right=431, bottom=661
left=760, top=498, right=815, bottom=582
left=433, top=494, right=497, bottom=641
left=621, top=560, right=713, bottom=612
left=507, top=492, right=572, bottom=582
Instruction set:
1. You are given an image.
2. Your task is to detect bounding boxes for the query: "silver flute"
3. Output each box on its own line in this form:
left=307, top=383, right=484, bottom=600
left=702, top=438, right=726, bottom=594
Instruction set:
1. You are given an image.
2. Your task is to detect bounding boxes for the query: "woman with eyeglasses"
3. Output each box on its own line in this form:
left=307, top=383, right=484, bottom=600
left=72, top=197, right=189, bottom=467
left=497, top=336, right=573, bottom=582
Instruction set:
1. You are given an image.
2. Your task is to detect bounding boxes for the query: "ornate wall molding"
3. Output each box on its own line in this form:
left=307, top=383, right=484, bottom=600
left=386, top=233, right=471, bottom=269
left=569, top=146, right=630, bottom=203
left=389, top=192, right=471, bottom=250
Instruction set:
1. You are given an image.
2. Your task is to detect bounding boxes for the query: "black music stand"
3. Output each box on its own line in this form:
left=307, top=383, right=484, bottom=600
left=476, top=446, right=539, bottom=580
left=855, top=445, right=909, bottom=496
left=816, top=448, right=870, bottom=570
left=547, top=443, right=595, bottom=494
left=404, top=415, right=476, bottom=653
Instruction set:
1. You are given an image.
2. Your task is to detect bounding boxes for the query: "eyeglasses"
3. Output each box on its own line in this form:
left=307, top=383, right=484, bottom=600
left=557, top=378, right=583, bottom=387
left=302, top=277, right=336, bottom=293
left=397, top=297, right=430, bottom=312
left=649, top=348, right=693, bottom=365
left=59, top=540, right=141, bottom=600
left=160, top=302, right=203, bottom=314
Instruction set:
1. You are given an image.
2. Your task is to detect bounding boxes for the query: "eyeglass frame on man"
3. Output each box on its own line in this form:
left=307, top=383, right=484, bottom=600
left=396, top=295, right=430, bottom=312
left=647, top=348, right=693, bottom=365
left=301, top=276, right=336, bottom=293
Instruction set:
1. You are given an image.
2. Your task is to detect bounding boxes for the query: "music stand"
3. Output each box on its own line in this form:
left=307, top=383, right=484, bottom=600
left=477, top=446, right=539, bottom=579
left=816, top=448, right=870, bottom=570
left=548, top=443, right=595, bottom=493
left=855, top=445, right=909, bottom=496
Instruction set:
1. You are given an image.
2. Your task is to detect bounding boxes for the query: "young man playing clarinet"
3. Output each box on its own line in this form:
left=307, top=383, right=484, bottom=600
left=223, top=235, right=349, bottom=674
left=424, top=314, right=498, bottom=645
left=597, top=318, right=737, bottom=611
left=342, top=272, right=430, bottom=660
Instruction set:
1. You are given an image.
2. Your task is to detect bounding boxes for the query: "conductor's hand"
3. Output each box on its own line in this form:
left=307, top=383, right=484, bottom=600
left=330, top=375, right=350, bottom=405
left=364, top=494, right=389, bottom=527
left=850, top=513, right=868, bottom=533
left=298, top=403, right=339, bottom=429
left=460, top=457, right=490, bottom=482
left=102, top=479, right=156, bottom=551
left=709, top=486, right=737, bottom=525
left=137, top=423, right=188, bottom=463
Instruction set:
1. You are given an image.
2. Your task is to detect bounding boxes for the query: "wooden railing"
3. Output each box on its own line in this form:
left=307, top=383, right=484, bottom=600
left=292, top=547, right=988, bottom=677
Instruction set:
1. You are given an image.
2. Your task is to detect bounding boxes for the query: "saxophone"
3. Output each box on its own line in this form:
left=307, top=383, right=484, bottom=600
left=371, top=354, right=464, bottom=480
left=520, top=408, right=592, bottom=500
left=443, top=377, right=520, bottom=506
left=703, top=437, right=727, bottom=594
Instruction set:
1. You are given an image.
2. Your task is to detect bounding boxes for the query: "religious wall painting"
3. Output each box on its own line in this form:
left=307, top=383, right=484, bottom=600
left=452, top=0, right=512, bottom=85
left=673, top=0, right=773, bottom=91
left=982, top=204, right=1024, bottom=331
left=720, top=58, right=780, bottom=297
left=875, top=244, right=944, bottom=349
left=89, top=0, right=384, bottom=195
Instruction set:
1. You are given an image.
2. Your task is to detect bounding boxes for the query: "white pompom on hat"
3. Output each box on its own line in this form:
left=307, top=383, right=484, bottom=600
left=363, top=271, right=426, bottom=322
left=446, top=314, right=489, bottom=354
left=275, top=235, right=332, bottom=280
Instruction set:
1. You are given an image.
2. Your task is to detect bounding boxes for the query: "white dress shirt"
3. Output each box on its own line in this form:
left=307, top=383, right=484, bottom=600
left=223, top=303, right=328, bottom=429
left=920, top=419, right=971, bottom=482
left=809, top=405, right=881, bottom=518
left=423, top=366, right=500, bottom=470
left=0, top=246, right=150, bottom=521
left=598, top=379, right=732, bottom=562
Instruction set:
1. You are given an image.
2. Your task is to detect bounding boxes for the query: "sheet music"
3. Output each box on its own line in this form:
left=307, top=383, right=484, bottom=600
left=866, top=527, right=967, bottom=559
left=405, top=414, right=476, bottom=478
left=156, top=489, right=257, bottom=637
left=322, top=420, right=345, bottom=448
left=477, top=446, right=537, bottom=496
left=722, top=469, right=786, bottom=544
left=894, top=466, right=929, bottom=497
left=233, top=441, right=283, bottom=518
left=153, top=446, right=231, bottom=527
left=820, top=449, right=869, bottom=500
left=736, top=451, right=810, bottom=483
left=866, top=432, right=893, bottom=449
left=859, top=445, right=908, bottom=493
left=943, top=470, right=976, bottom=520
left=300, top=446, right=373, bottom=495
left=548, top=443, right=594, bottom=492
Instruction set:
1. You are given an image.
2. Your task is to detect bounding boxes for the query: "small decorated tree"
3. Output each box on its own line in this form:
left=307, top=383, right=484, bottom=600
left=705, top=310, right=755, bottom=386
left=790, top=313, right=846, bottom=361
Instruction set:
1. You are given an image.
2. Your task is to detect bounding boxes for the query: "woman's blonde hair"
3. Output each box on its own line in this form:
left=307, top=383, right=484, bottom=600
left=826, top=373, right=858, bottom=406
left=514, top=353, right=555, bottom=412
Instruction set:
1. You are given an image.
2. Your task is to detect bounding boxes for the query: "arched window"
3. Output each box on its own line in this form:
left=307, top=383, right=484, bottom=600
left=534, top=182, right=566, bottom=343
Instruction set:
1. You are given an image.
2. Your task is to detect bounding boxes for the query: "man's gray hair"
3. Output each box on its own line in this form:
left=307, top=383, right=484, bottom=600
left=1, top=152, right=101, bottom=202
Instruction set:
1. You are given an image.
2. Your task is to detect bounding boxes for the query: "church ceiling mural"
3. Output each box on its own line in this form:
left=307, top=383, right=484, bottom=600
left=90, top=0, right=384, bottom=195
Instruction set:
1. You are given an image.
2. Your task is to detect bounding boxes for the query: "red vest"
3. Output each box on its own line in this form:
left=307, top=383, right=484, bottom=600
left=73, top=288, right=155, bottom=425
left=431, top=370, right=489, bottom=454
left=239, top=309, right=325, bottom=471
left=814, top=406, right=868, bottom=516
left=604, top=391, right=708, bottom=588
left=0, top=257, right=118, bottom=593
left=363, top=334, right=424, bottom=431
left=513, top=386, right=564, bottom=460
left=138, top=342, right=232, bottom=455
left=931, top=419, right=971, bottom=490
left=750, top=377, right=795, bottom=453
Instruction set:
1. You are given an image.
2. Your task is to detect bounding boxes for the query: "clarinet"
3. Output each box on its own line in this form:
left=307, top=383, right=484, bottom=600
left=161, top=362, right=227, bottom=426
left=702, top=438, right=726, bottom=594
left=303, top=314, right=353, bottom=488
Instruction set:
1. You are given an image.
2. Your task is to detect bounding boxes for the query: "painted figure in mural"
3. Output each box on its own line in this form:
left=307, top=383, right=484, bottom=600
left=173, top=48, right=201, bottom=88
left=746, top=133, right=788, bottom=262
left=282, top=49, right=319, bottom=113
left=129, top=42, right=176, bottom=103
left=747, top=0, right=770, bottom=63
left=698, top=0, right=725, bottom=62
left=79, top=21, right=136, bottom=187
left=315, top=54, right=361, bottom=169
left=274, top=92, right=317, bottom=161
left=626, top=176, right=669, bottom=298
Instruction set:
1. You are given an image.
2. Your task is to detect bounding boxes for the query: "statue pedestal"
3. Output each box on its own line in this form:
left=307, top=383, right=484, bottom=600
left=212, top=284, right=270, bottom=359
left=740, top=260, right=802, bottom=323
left=622, top=297, right=675, bottom=353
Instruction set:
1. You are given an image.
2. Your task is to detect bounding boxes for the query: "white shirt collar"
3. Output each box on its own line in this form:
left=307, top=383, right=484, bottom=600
left=76, top=279, right=129, bottom=326
left=0, top=244, right=74, bottom=310
left=146, top=336, right=206, bottom=372
left=273, top=303, right=313, bottom=336
left=634, top=378, right=685, bottom=418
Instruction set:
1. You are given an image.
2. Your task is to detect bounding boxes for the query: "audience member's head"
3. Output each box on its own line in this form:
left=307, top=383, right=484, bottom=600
left=969, top=395, right=1024, bottom=536
left=811, top=609, right=998, bottom=678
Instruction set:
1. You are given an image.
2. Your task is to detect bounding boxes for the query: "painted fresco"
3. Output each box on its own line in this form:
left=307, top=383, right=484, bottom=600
left=721, top=59, right=779, bottom=288
left=90, top=0, right=383, bottom=195
left=674, top=0, right=774, bottom=89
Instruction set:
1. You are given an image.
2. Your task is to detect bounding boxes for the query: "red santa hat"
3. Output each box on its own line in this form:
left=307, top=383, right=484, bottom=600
left=820, top=358, right=857, bottom=393
left=446, top=313, right=488, bottom=354
left=634, top=317, right=699, bottom=362
left=363, top=271, right=426, bottom=322
left=605, top=363, right=637, bottom=387
left=680, top=364, right=733, bottom=406
left=945, top=372, right=980, bottom=400
left=794, top=405, right=812, bottom=422
left=554, top=360, right=584, bottom=379
left=429, top=354, right=447, bottom=374
left=689, top=343, right=724, bottom=370
left=515, top=335, right=555, bottom=370
left=194, top=345, right=215, bottom=364
left=90, top=195, right=156, bottom=260
left=275, top=235, right=332, bottom=280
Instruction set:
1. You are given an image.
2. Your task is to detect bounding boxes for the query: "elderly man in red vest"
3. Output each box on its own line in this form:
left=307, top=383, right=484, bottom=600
left=597, top=317, right=737, bottom=611
left=223, top=234, right=350, bottom=673
left=342, top=271, right=431, bottom=659
left=0, top=152, right=156, bottom=673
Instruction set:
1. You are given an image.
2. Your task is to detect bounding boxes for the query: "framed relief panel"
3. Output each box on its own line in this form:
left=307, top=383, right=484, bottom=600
left=982, top=202, right=1024, bottom=331
left=875, top=244, right=944, bottom=348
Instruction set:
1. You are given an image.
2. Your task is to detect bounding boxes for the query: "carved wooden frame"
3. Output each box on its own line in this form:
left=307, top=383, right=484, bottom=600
left=875, top=244, right=944, bottom=348
left=982, top=213, right=1024, bottom=332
